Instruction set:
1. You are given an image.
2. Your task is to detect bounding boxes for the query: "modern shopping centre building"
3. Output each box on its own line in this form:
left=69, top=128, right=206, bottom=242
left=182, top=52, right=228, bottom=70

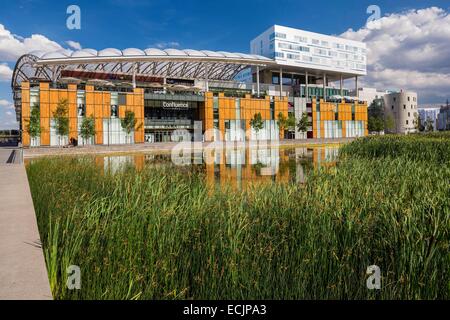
left=12, top=25, right=368, bottom=147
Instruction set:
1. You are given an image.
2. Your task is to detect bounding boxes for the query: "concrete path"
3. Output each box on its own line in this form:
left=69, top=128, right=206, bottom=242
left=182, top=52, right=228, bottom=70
left=0, top=148, right=52, bottom=300
left=24, top=138, right=356, bottom=158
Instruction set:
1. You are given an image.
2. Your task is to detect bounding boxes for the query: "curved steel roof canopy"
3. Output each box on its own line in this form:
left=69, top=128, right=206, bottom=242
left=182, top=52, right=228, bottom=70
left=13, top=47, right=273, bottom=86
left=11, top=48, right=275, bottom=121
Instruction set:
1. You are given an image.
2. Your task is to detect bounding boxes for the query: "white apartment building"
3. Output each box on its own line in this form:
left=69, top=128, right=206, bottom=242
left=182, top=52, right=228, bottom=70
left=384, top=91, right=418, bottom=134
left=247, top=25, right=369, bottom=140
left=251, top=25, right=367, bottom=83
left=351, top=87, right=390, bottom=106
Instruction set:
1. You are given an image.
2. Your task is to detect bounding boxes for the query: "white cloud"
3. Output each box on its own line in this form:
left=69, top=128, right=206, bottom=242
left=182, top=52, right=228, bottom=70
left=0, top=103, right=17, bottom=129
left=66, top=40, right=82, bottom=50
left=152, top=41, right=180, bottom=49
left=0, top=24, right=64, bottom=61
left=0, top=24, right=82, bottom=82
left=0, top=63, right=13, bottom=82
left=0, top=99, right=11, bottom=107
left=341, top=7, right=450, bottom=105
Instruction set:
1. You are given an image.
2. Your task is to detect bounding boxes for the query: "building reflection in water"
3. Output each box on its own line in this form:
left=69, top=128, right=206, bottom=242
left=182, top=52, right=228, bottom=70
left=99, top=146, right=340, bottom=190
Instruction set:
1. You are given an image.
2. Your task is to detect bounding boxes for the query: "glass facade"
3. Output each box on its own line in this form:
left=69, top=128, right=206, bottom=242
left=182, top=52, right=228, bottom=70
left=29, top=88, right=40, bottom=147
left=77, top=91, right=86, bottom=117
left=50, top=119, right=69, bottom=146
left=111, top=92, right=119, bottom=118
left=345, top=120, right=365, bottom=137
left=144, top=98, right=199, bottom=143
left=224, top=120, right=246, bottom=142
left=250, top=120, right=279, bottom=141
left=301, top=86, right=349, bottom=98
left=102, top=118, right=133, bottom=145
left=145, top=130, right=190, bottom=143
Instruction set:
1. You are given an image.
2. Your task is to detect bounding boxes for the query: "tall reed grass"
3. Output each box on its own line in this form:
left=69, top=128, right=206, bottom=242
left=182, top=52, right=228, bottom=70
left=27, top=133, right=450, bottom=299
left=340, top=132, right=450, bottom=163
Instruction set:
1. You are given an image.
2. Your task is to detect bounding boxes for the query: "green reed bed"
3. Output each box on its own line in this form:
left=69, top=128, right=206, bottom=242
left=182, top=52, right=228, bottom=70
left=27, top=135, right=450, bottom=300
left=340, top=132, right=450, bottom=163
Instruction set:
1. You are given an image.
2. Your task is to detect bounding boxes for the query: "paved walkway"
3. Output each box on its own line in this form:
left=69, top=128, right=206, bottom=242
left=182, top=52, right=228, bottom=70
left=24, top=138, right=355, bottom=158
left=0, top=148, right=52, bottom=299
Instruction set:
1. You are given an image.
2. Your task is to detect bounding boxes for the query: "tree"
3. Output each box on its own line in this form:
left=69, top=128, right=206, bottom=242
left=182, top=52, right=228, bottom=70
left=297, top=113, right=310, bottom=133
left=53, top=99, right=69, bottom=146
left=120, top=111, right=142, bottom=144
left=368, top=116, right=384, bottom=133
left=413, top=113, right=423, bottom=132
left=277, top=112, right=288, bottom=139
left=250, top=112, right=264, bottom=140
left=425, top=116, right=434, bottom=132
left=368, top=99, right=384, bottom=133
left=25, top=104, right=41, bottom=146
left=277, top=112, right=287, bottom=132
left=79, top=116, right=96, bottom=145
left=286, top=113, right=296, bottom=130
left=385, top=114, right=396, bottom=133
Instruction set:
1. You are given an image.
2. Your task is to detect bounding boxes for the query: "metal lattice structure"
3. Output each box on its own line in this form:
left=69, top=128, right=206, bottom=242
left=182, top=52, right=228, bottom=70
left=11, top=48, right=275, bottom=122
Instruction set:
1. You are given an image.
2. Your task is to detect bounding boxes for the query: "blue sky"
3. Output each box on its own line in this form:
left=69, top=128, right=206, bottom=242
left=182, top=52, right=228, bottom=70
left=1, top=0, right=450, bottom=129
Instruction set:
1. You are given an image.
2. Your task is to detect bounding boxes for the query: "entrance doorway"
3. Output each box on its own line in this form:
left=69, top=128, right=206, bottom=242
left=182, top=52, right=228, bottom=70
left=145, top=130, right=192, bottom=143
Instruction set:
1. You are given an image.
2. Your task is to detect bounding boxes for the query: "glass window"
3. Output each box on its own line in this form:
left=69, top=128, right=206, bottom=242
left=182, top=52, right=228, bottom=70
left=270, top=101, right=275, bottom=120
left=103, top=118, right=132, bottom=145
left=294, top=36, right=307, bottom=43
left=118, top=93, right=126, bottom=105
left=111, top=92, right=119, bottom=118
left=270, top=32, right=287, bottom=39
left=272, top=73, right=280, bottom=84
left=111, top=105, right=119, bottom=118
left=77, top=91, right=86, bottom=117
left=278, top=42, right=309, bottom=52
left=30, top=88, right=40, bottom=107
left=314, top=48, right=327, bottom=55
left=287, top=53, right=300, bottom=60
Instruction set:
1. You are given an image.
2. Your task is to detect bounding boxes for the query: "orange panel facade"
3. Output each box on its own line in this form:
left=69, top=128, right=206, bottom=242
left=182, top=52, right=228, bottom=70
left=68, top=84, right=78, bottom=142
left=311, top=99, right=368, bottom=138
left=202, top=92, right=286, bottom=142
left=39, top=83, right=50, bottom=146
left=274, top=96, right=289, bottom=139
left=19, top=82, right=366, bottom=147
left=21, top=83, right=145, bottom=147
left=21, top=82, right=30, bottom=147
left=133, top=88, right=145, bottom=143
